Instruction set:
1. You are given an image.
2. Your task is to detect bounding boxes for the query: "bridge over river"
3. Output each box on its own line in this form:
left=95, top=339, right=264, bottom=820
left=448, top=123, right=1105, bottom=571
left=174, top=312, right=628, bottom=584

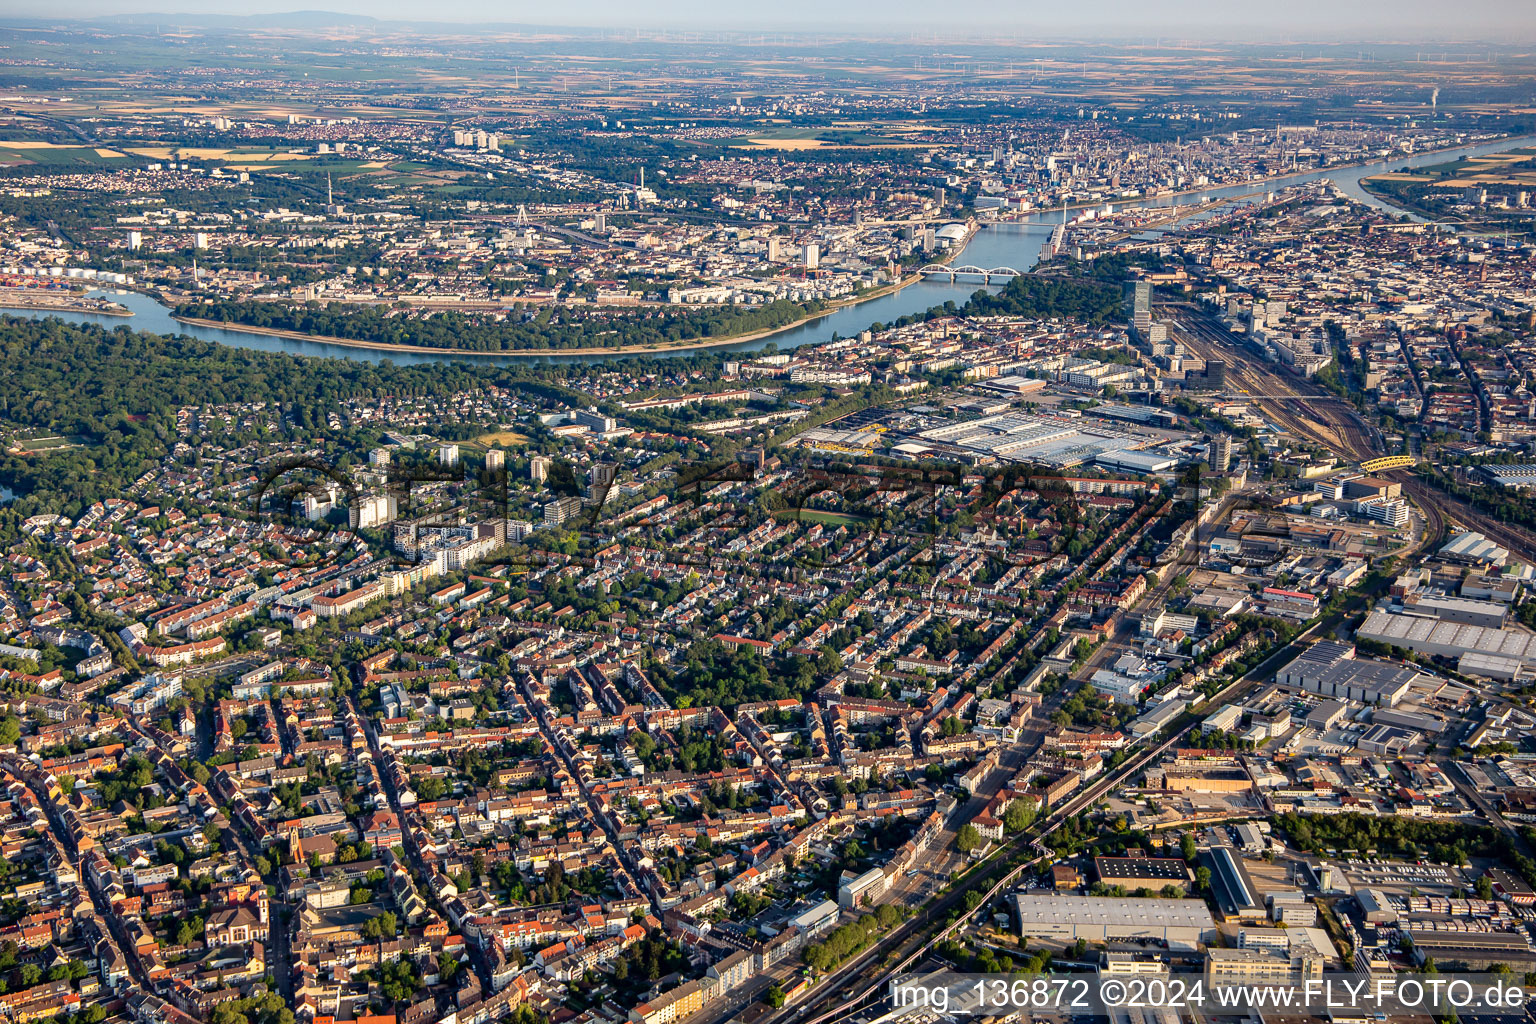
left=917, top=264, right=1024, bottom=283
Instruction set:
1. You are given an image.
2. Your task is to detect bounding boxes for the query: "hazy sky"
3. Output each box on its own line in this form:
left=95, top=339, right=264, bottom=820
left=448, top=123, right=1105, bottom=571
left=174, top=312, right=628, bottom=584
left=6, top=0, right=1536, bottom=37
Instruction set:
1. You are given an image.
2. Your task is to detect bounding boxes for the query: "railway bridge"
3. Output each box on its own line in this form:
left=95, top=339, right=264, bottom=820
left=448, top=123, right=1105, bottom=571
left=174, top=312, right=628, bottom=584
left=918, top=264, right=1022, bottom=283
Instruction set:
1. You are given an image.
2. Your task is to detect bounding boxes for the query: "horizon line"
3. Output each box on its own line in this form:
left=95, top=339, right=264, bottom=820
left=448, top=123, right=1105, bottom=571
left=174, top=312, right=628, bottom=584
left=2, top=9, right=1535, bottom=43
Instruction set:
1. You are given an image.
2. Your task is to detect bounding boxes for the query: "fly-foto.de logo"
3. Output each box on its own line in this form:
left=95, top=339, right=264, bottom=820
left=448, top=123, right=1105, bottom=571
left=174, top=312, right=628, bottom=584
left=243, top=449, right=1155, bottom=582
left=247, top=452, right=511, bottom=570
left=573, top=457, right=1091, bottom=573
left=247, top=455, right=364, bottom=568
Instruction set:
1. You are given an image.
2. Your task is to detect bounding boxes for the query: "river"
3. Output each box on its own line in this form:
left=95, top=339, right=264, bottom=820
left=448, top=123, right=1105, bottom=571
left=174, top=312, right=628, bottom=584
left=6, top=134, right=1529, bottom=366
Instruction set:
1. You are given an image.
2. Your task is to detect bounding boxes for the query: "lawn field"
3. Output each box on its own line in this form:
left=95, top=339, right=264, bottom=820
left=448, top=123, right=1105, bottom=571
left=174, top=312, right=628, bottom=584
left=8, top=434, right=93, bottom=454
left=774, top=508, right=871, bottom=527
left=474, top=431, right=533, bottom=447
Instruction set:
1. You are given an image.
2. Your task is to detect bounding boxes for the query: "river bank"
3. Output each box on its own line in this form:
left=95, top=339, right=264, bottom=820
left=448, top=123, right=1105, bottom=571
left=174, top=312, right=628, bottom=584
left=1, top=132, right=1530, bottom=367
left=163, top=225, right=967, bottom=358
left=169, top=273, right=928, bottom=358
left=0, top=291, right=132, bottom=317
left=1355, top=177, right=1447, bottom=222
left=170, top=312, right=847, bottom=358
left=1357, top=170, right=1535, bottom=235
left=983, top=132, right=1526, bottom=224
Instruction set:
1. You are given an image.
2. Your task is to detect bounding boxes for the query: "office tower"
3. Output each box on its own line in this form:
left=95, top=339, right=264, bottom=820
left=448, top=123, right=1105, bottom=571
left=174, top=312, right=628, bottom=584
left=325, top=173, right=344, bottom=216
left=1126, top=280, right=1152, bottom=314
left=802, top=243, right=820, bottom=270
left=1125, top=280, right=1151, bottom=311
left=1210, top=435, right=1232, bottom=473
left=587, top=462, right=618, bottom=506
left=1125, top=279, right=1153, bottom=337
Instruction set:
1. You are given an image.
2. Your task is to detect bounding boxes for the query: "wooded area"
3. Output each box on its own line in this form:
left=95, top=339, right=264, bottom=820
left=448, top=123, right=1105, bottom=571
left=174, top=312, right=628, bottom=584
left=174, top=296, right=822, bottom=352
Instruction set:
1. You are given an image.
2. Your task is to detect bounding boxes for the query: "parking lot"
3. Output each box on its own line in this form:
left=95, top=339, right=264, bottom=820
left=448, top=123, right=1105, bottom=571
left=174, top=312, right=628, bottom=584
left=1341, top=858, right=1470, bottom=896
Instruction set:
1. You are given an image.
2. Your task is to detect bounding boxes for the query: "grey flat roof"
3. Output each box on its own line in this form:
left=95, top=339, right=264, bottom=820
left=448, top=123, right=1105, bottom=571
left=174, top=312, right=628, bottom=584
left=1404, top=930, right=1531, bottom=950
left=1360, top=609, right=1536, bottom=665
left=1011, top=893, right=1214, bottom=928
left=1207, top=846, right=1263, bottom=914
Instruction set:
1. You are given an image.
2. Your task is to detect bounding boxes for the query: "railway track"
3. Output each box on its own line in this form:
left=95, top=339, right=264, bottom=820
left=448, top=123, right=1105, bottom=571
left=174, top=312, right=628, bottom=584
left=1171, top=313, right=1368, bottom=455
left=1164, top=305, right=1535, bottom=562
left=776, top=652, right=1283, bottom=1024
left=761, top=338, right=1434, bottom=1024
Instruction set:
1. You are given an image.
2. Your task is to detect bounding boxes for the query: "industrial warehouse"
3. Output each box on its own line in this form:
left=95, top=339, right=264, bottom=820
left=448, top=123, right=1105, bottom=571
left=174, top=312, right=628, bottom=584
left=1357, top=608, right=1536, bottom=680
left=1203, top=845, right=1267, bottom=922
left=1011, top=894, right=1218, bottom=949
left=1273, top=640, right=1416, bottom=705
left=1094, top=855, right=1193, bottom=890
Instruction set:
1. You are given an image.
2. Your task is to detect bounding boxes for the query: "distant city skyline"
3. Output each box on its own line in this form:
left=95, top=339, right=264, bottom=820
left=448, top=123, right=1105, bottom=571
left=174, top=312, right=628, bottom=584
left=5, top=0, right=1535, bottom=38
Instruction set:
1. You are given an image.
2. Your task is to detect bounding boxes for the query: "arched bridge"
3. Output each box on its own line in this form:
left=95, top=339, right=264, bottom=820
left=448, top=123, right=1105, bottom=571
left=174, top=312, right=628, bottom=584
left=1360, top=455, right=1416, bottom=473
left=918, top=264, right=1023, bottom=283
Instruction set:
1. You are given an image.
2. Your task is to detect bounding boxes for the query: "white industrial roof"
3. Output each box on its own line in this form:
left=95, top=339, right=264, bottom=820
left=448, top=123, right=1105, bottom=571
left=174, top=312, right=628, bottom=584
left=1011, top=894, right=1215, bottom=928
left=1359, top=609, right=1536, bottom=665
left=1440, top=531, right=1509, bottom=564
